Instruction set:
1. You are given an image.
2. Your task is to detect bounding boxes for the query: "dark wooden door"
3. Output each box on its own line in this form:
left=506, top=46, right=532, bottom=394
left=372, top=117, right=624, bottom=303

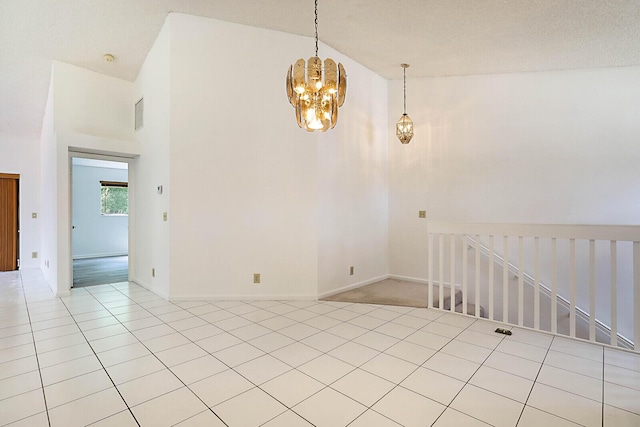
left=0, top=174, right=19, bottom=271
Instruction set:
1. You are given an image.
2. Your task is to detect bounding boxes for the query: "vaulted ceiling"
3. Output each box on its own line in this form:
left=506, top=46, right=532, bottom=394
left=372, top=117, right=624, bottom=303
left=2, top=0, right=639, bottom=140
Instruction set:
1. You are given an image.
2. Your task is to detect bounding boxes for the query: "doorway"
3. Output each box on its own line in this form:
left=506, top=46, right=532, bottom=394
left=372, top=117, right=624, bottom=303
left=71, top=158, right=129, bottom=287
left=0, top=173, right=19, bottom=271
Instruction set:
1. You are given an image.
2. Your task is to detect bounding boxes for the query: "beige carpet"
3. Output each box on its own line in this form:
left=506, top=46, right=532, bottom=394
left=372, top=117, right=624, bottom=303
left=322, top=278, right=460, bottom=309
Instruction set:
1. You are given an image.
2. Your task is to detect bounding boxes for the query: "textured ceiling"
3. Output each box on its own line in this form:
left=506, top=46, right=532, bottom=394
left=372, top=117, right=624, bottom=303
left=2, top=0, right=640, bottom=140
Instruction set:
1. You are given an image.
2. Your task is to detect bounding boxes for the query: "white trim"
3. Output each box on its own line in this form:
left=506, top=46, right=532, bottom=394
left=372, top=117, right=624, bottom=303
left=131, top=279, right=169, bottom=300
left=429, top=221, right=640, bottom=242
left=317, top=275, right=390, bottom=299
left=387, top=274, right=458, bottom=289
left=72, top=253, right=128, bottom=260
left=169, top=294, right=318, bottom=302
left=465, top=236, right=634, bottom=350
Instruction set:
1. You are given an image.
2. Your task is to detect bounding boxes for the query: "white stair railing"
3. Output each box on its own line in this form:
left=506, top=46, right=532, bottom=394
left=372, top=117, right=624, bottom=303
left=426, top=222, right=640, bottom=351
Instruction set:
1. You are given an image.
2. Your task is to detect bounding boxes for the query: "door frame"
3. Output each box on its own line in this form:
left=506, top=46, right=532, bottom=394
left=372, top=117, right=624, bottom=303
left=0, top=173, right=19, bottom=271
left=68, top=152, right=135, bottom=288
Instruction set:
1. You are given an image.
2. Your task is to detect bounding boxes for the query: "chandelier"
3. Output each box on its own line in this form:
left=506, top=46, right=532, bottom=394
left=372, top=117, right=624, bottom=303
left=396, top=63, right=414, bottom=144
left=286, top=0, right=347, bottom=132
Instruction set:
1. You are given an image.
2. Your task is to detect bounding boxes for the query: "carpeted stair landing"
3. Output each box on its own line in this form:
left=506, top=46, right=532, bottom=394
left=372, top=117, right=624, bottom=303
left=322, top=278, right=486, bottom=317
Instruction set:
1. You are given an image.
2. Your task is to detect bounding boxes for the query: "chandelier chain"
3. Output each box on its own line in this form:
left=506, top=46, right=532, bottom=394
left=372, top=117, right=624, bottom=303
left=403, top=65, right=407, bottom=114
left=314, top=0, right=319, bottom=56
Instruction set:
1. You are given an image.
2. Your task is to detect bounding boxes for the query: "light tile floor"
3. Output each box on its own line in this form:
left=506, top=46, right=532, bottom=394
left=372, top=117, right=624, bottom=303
left=2, top=270, right=640, bottom=426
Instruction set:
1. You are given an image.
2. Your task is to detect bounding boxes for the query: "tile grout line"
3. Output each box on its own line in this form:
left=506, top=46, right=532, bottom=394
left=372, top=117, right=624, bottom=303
left=12, top=276, right=637, bottom=427
left=58, top=287, right=142, bottom=427
left=513, top=333, right=553, bottom=426
left=602, top=346, right=605, bottom=427
left=18, top=270, right=52, bottom=427
left=425, top=317, right=505, bottom=426
left=174, top=300, right=421, bottom=424
left=254, top=302, right=424, bottom=426
left=514, top=334, right=595, bottom=426
left=88, top=284, right=231, bottom=427
left=218, top=303, right=497, bottom=425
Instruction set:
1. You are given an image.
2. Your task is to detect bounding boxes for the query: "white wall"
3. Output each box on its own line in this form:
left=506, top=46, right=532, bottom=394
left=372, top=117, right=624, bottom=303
left=133, top=17, right=171, bottom=298
left=40, top=62, right=138, bottom=296
left=392, top=67, right=640, bottom=224
left=39, top=76, right=57, bottom=290
left=71, top=164, right=128, bottom=259
left=54, top=63, right=133, bottom=141
left=167, top=15, right=318, bottom=299
left=0, top=132, right=41, bottom=270
left=389, top=66, right=640, bottom=279
left=129, top=14, right=391, bottom=299
left=316, top=45, right=389, bottom=297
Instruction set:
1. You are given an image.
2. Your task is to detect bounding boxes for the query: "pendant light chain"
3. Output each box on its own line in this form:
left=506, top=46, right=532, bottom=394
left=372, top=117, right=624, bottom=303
left=396, top=63, right=413, bottom=144
left=314, top=0, right=319, bottom=56
left=403, top=65, right=407, bottom=115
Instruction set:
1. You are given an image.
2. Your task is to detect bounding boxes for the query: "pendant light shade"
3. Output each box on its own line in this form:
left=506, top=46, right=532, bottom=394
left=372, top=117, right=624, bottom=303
left=286, top=0, right=347, bottom=132
left=396, top=114, right=414, bottom=144
left=396, top=63, right=414, bottom=144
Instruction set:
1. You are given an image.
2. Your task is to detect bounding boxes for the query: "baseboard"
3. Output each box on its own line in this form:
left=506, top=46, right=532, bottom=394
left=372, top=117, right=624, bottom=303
left=73, top=252, right=127, bottom=260
left=55, top=289, right=71, bottom=297
left=388, top=275, right=457, bottom=289
left=131, top=279, right=170, bottom=300
left=387, top=275, right=426, bottom=284
left=168, top=294, right=318, bottom=302
left=317, top=275, right=390, bottom=299
left=130, top=279, right=318, bottom=302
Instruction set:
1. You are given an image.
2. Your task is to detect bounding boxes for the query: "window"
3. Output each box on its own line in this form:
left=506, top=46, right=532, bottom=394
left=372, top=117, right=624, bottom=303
left=100, top=181, right=128, bottom=215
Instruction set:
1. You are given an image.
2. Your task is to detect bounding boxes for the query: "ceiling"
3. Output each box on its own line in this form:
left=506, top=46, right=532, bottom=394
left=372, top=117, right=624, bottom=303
left=2, top=0, right=640, bottom=141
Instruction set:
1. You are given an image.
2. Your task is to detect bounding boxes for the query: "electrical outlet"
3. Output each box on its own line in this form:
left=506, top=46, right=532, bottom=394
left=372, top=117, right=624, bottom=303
left=32, top=252, right=37, bottom=259
left=152, top=268, right=155, bottom=277
left=163, top=212, right=168, bottom=221
left=253, top=273, right=261, bottom=284
left=349, top=266, right=354, bottom=276
left=418, top=210, right=426, bottom=219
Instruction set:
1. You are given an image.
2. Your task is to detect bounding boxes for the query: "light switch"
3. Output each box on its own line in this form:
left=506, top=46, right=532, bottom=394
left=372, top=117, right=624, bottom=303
left=163, top=212, right=167, bottom=221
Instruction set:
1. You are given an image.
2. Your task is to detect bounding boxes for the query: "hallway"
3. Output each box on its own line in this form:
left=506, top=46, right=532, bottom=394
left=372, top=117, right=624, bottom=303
left=72, top=256, right=128, bottom=288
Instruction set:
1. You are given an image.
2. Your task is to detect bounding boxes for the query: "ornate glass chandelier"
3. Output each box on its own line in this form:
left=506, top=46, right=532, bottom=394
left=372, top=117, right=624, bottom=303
left=396, top=63, right=414, bottom=144
left=286, top=0, right=347, bottom=132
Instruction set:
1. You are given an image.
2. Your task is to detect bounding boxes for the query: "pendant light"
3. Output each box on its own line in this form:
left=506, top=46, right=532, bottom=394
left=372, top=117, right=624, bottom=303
left=286, top=0, right=347, bottom=132
left=396, top=63, right=414, bottom=144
